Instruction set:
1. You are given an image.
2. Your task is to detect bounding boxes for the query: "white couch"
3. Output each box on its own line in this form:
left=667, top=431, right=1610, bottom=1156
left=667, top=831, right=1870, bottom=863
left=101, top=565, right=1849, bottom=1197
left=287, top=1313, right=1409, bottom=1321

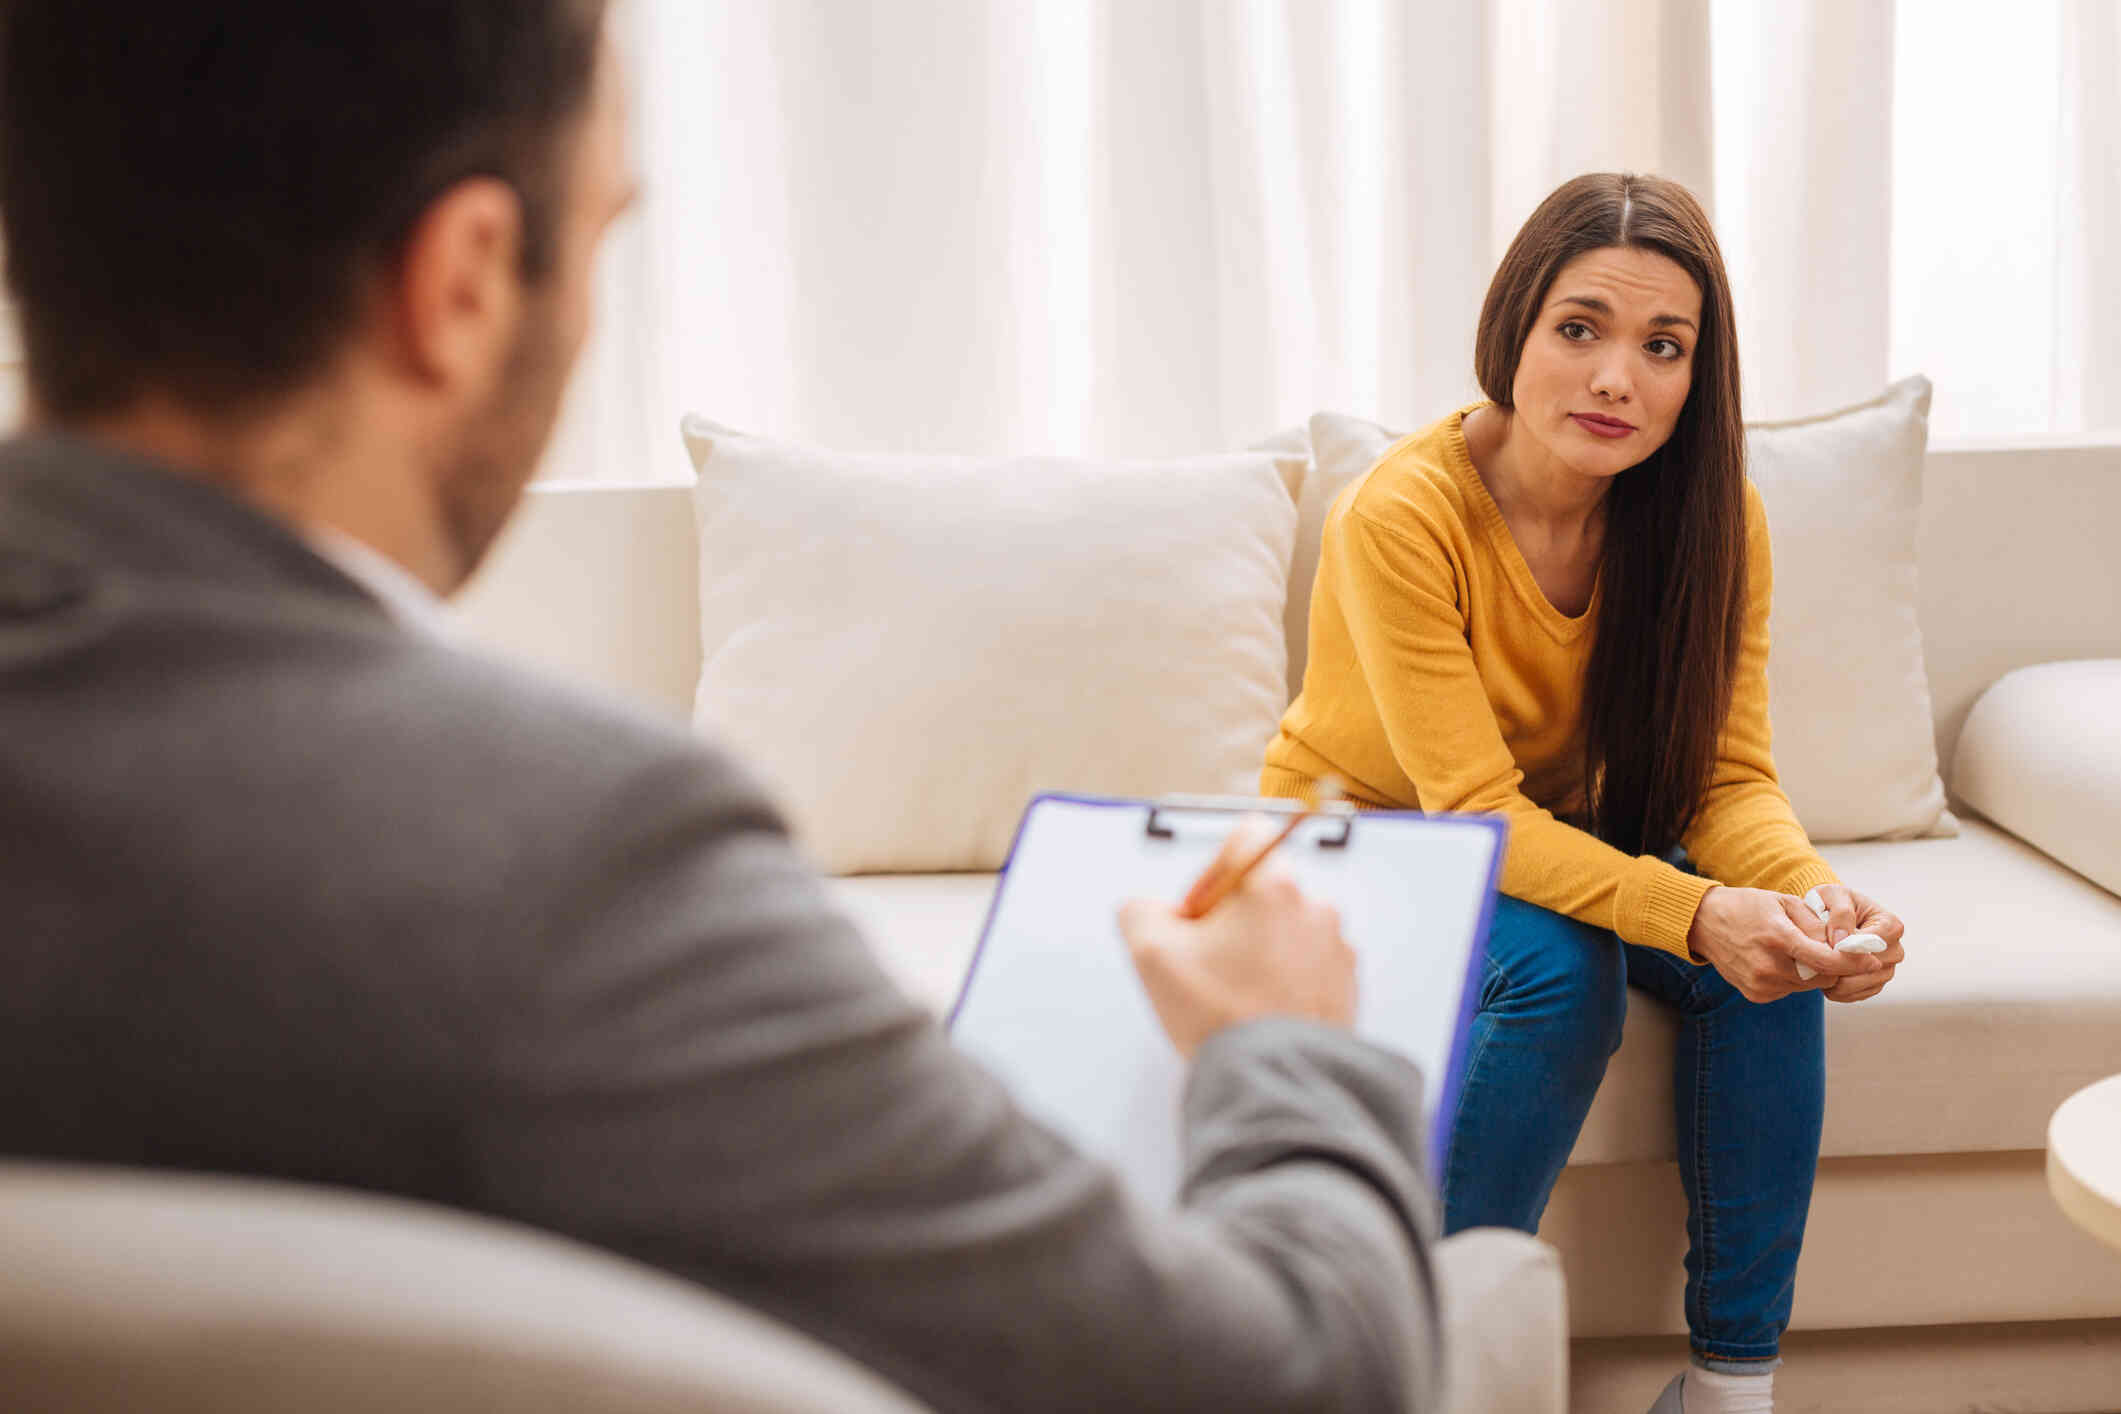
left=458, top=435, right=2121, bottom=1414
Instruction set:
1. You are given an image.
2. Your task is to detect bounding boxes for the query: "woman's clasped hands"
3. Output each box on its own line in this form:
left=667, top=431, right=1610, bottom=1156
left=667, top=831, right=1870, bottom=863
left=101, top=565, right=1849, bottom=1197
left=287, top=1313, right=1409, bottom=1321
left=1686, top=883, right=1906, bottom=1005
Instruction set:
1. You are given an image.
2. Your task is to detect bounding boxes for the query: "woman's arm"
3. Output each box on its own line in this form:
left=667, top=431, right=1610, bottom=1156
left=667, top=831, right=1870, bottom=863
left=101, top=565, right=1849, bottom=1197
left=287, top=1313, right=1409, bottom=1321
left=1329, top=504, right=1710, bottom=960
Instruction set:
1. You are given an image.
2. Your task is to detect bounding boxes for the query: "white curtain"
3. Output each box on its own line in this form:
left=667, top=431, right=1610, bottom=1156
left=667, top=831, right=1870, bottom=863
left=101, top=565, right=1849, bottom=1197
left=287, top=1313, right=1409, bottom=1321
left=2058, top=0, right=2121, bottom=435
left=1712, top=0, right=1893, bottom=425
left=546, top=0, right=2118, bottom=482
left=1887, top=0, right=2121, bottom=440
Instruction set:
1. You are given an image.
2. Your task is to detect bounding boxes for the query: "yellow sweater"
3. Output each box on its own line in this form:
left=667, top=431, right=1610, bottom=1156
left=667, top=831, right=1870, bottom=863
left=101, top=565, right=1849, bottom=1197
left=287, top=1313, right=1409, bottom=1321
left=1262, top=406, right=1837, bottom=961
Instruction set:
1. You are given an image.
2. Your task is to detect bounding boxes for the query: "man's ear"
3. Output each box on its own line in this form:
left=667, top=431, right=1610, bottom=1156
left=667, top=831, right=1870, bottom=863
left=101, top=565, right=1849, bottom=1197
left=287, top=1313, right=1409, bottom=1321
left=392, top=177, right=525, bottom=391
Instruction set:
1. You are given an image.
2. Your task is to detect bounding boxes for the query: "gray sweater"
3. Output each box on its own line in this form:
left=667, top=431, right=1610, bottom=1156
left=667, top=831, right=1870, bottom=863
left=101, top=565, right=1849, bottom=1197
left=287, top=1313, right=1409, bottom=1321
left=0, top=436, right=1443, bottom=1412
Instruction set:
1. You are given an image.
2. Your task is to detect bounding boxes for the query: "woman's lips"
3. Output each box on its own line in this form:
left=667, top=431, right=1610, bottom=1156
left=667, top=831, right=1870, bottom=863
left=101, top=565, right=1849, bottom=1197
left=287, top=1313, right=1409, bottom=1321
left=1570, top=413, right=1635, bottom=439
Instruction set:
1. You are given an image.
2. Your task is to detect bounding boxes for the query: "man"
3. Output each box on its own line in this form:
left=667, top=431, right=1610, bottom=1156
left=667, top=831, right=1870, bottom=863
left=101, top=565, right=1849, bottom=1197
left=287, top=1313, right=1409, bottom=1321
left=0, top=6, right=1443, bottom=1409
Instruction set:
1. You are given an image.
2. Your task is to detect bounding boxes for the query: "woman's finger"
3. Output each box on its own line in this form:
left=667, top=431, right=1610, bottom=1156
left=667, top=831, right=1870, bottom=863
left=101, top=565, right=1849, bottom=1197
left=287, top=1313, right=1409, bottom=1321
left=1858, top=904, right=1906, bottom=947
left=1829, top=972, right=1891, bottom=1004
left=1781, top=934, right=1838, bottom=989
left=1807, top=885, right=1860, bottom=944
left=1784, top=918, right=1873, bottom=979
left=1784, top=893, right=1831, bottom=943
left=1834, top=959, right=1896, bottom=998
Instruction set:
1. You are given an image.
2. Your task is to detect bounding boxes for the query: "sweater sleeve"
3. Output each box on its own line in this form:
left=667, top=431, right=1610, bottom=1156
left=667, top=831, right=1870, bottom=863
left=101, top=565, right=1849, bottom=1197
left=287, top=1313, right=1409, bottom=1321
left=1678, top=484, right=1840, bottom=899
left=1332, top=506, right=1713, bottom=960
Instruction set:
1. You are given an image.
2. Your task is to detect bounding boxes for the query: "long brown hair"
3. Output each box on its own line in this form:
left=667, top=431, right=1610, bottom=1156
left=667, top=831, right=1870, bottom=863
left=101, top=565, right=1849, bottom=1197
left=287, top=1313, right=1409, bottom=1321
left=1473, top=173, right=1748, bottom=857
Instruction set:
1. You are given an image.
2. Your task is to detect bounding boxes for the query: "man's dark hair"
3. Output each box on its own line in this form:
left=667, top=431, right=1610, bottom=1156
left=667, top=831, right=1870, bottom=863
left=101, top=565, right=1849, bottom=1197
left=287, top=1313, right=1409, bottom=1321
left=0, top=1, right=607, bottom=421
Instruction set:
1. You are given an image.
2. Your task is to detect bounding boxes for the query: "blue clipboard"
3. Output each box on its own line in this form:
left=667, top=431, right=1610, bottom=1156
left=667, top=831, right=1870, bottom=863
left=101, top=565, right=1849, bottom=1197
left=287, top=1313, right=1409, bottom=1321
left=948, top=792, right=1504, bottom=1200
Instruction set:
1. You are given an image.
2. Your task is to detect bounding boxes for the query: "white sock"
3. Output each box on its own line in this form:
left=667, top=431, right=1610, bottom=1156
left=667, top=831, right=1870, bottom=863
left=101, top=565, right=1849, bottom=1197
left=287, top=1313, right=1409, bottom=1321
left=1681, top=1364, right=1774, bottom=1414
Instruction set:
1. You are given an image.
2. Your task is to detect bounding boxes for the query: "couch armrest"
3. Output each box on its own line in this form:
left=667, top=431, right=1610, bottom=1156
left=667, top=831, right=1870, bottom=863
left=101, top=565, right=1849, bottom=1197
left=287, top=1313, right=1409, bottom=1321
left=1953, top=659, right=2121, bottom=898
left=1436, top=1228, right=1567, bottom=1414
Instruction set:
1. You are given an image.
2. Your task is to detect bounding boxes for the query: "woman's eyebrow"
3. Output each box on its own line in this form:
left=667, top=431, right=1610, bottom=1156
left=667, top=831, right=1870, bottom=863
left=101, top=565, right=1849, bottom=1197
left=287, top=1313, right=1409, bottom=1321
left=1552, top=294, right=1698, bottom=331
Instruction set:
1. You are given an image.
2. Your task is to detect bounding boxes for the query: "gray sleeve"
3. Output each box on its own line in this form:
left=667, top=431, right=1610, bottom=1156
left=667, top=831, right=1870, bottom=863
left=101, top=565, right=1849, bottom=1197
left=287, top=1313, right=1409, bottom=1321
left=466, top=745, right=1443, bottom=1414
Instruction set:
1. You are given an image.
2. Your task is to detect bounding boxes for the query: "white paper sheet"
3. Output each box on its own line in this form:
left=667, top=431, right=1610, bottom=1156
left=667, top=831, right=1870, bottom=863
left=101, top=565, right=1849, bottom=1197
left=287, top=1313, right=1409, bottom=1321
left=950, top=795, right=1503, bottom=1204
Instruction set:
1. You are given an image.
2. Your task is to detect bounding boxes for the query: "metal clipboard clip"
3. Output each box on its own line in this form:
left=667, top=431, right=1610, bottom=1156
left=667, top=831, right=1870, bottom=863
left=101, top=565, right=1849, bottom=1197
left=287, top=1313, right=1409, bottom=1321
left=1142, top=793, right=1356, bottom=849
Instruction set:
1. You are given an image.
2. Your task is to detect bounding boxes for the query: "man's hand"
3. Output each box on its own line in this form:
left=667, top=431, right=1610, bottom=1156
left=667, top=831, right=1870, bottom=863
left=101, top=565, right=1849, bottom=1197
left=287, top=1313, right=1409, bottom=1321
left=1118, top=815, right=1357, bottom=1059
left=1687, top=885, right=1881, bottom=1004
left=1805, top=883, right=1908, bottom=1004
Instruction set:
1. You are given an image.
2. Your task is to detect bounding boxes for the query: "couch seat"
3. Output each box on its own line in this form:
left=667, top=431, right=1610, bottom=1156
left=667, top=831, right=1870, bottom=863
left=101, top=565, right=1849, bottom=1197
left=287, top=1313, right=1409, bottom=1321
left=829, top=816, right=2121, bottom=1167
left=1578, top=818, right=2121, bottom=1163
left=826, top=873, right=996, bottom=1017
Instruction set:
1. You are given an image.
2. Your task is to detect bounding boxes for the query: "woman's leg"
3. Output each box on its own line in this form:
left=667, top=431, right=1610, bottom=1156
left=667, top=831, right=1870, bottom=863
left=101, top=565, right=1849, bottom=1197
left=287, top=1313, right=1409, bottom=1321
left=1442, top=894, right=1629, bottom=1234
left=1626, top=945, right=1826, bottom=1369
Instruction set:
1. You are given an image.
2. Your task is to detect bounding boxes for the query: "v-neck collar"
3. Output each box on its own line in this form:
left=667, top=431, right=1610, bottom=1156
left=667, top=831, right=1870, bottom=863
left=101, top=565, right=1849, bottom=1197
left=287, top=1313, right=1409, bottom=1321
left=1440, top=404, right=1601, bottom=643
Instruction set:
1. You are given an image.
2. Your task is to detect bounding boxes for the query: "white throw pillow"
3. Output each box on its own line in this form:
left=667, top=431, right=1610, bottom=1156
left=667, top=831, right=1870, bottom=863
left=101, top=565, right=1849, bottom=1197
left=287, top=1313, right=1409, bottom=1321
left=681, top=418, right=1306, bottom=874
left=1746, top=377, right=1953, bottom=840
left=1254, top=423, right=1317, bottom=701
left=1292, top=413, right=1409, bottom=697
left=1296, top=377, right=1954, bottom=843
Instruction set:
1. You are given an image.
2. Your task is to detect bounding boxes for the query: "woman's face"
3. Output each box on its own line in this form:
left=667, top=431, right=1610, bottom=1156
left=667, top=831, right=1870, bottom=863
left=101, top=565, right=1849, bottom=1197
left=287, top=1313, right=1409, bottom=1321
left=1509, top=245, right=1702, bottom=479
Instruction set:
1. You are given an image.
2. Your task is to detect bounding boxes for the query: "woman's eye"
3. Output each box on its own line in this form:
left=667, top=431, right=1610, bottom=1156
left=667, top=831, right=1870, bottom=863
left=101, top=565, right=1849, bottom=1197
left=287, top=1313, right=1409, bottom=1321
left=1647, top=337, right=1686, bottom=360
left=1559, top=321, right=1594, bottom=341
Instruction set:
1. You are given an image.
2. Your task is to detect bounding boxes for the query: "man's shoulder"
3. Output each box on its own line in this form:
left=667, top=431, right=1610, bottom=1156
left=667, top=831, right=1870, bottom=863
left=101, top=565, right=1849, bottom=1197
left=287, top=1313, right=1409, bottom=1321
left=407, top=633, right=726, bottom=779
left=7, top=561, right=783, bottom=924
left=306, top=624, right=774, bottom=840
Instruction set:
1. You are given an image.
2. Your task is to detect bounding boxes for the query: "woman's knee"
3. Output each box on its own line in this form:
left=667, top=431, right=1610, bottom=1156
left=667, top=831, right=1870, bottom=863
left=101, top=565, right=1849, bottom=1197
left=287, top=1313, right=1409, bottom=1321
left=1483, top=895, right=1629, bottom=1054
left=1766, top=982, right=1827, bottom=1052
left=1694, top=963, right=1827, bottom=1037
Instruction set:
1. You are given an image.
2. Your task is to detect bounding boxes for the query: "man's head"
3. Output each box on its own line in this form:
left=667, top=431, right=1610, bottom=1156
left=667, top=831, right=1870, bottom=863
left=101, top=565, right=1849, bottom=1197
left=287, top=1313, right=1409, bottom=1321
left=0, top=1, right=628, bottom=588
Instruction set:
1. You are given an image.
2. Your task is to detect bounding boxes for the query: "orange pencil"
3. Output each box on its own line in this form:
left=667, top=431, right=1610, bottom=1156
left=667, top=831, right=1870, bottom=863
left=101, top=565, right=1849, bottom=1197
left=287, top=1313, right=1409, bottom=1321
left=1177, top=778, right=1342, bottom=920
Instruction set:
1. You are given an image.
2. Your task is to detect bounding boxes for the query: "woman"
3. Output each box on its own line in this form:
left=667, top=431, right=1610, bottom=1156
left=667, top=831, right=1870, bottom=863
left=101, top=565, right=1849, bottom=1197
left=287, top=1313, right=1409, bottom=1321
left=1262, top=173, right=1908, bottom=1414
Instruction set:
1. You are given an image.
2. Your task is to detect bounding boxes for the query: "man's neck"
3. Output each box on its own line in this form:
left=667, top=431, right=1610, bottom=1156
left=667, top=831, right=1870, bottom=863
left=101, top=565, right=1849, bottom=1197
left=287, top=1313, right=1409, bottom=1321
left=55, top=393, right=462, bottom=595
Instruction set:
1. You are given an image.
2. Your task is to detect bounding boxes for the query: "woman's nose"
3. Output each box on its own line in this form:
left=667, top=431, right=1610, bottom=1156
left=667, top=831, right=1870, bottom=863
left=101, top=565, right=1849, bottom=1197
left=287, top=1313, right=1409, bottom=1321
left=1590, top=358, right=1633, bottom=402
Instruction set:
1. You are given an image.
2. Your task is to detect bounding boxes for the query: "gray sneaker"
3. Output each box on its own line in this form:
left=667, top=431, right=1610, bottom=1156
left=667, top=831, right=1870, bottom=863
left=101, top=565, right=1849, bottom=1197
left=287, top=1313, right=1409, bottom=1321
left=1648, top=1372, right=1686, bottom=1413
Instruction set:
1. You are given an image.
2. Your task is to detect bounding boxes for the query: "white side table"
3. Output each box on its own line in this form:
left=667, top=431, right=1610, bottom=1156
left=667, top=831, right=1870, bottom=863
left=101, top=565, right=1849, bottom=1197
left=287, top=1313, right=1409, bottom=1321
left=2049, top=1073, right=2121, bottom=1253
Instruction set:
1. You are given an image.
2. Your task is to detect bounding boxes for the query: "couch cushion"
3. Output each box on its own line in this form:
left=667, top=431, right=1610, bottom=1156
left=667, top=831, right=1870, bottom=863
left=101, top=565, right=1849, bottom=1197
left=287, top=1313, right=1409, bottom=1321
left=835, top=821, right=2121, bottom=1166
left=1573, top=818, right=2121, bottom=1164
left=1744, top=378, right=1954, bottom=841
left=683, top=420, right=1305, bottom=875
left=1952, top=658, right=2121, bottom=898
left=1253, top=424, right=1317, bottom=703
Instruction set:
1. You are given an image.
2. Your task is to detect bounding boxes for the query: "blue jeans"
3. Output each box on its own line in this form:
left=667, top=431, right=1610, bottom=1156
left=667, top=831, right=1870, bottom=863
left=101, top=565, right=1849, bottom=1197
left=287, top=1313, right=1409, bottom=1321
left=1441, top=892, right=1824, bottom=1369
